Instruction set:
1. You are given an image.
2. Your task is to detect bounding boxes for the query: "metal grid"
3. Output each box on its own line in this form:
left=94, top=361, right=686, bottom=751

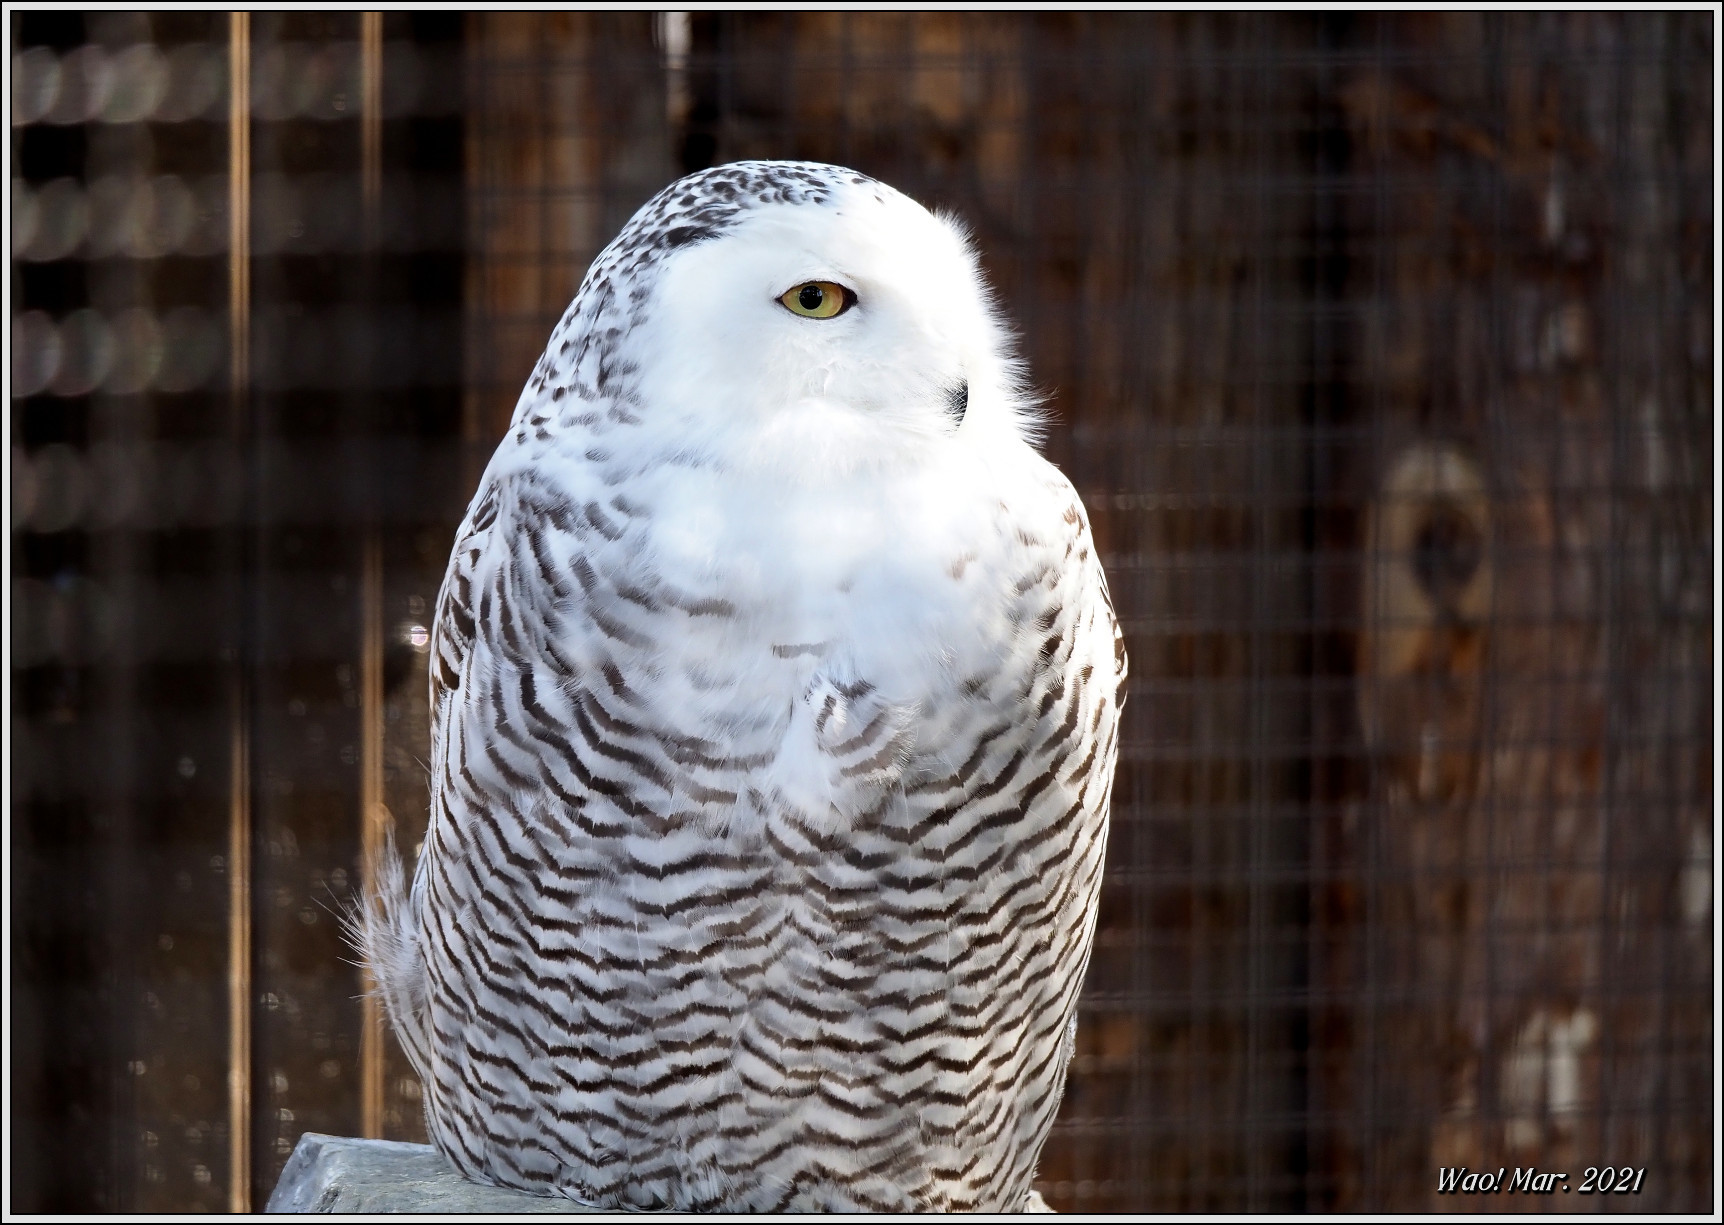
left=10, top=11, right=1713, bottom=1213
left=10, top=11, right=465, bottom=1211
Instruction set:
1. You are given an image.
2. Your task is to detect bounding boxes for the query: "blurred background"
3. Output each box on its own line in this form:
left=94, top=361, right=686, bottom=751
left=9, top=10, right=1713, bottom=1214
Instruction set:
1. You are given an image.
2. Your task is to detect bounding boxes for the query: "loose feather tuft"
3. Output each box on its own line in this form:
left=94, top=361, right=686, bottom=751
left=349, top=832, right=430, bottom=1078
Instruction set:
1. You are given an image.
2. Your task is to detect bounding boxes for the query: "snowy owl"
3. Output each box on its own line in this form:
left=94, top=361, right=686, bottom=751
left=361, top=160, right=1126, bottom=1212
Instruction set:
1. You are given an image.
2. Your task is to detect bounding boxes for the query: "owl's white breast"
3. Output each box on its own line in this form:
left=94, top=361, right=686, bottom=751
left=493, top=416, right=1070, bottom=839
left=573, top=424, right=1053, bottom=703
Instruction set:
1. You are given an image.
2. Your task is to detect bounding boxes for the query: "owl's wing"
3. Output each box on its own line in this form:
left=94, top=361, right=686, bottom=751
left=429, top=478, right=500, bottom=714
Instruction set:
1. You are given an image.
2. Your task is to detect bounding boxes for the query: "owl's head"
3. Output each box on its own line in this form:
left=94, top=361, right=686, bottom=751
left=568, top=161, right=1039, bottom=479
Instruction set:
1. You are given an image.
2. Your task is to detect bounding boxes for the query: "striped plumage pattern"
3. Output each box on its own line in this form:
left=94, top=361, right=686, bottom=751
left=362, top=162, right=1126, bottom=1212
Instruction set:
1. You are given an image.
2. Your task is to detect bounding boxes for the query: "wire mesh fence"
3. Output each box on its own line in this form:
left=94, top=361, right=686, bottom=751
left=10, top=10, right=1713, bottom=1214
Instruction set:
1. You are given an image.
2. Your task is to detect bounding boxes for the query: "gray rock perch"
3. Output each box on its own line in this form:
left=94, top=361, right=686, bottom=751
left=266, top=1133, right=602, bottom=1213
left=267, top=1131, right=1056, bottom=1212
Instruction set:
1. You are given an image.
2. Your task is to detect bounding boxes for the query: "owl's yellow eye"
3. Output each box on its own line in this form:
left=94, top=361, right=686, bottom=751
left=779, top=281, right=854, bottom=319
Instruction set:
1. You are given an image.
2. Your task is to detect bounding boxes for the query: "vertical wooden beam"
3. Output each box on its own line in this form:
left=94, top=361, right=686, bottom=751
left=358, top=10, right=389, bottom=1141
left=362, top=12, right=383, bottom=222
left=225, top=9, right=252, bottom=1214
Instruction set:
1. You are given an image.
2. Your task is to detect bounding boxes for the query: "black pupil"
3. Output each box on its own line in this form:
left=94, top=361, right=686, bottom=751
left=798, top=284, right=825, bottom=311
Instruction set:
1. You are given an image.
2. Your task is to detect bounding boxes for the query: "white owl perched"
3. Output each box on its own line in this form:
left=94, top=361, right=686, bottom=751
left=361, top=160, right=1126, bottom=1213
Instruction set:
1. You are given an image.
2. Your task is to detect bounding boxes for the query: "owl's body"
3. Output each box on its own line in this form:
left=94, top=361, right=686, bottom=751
left=364, top=162, right=1125, bottom=1212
